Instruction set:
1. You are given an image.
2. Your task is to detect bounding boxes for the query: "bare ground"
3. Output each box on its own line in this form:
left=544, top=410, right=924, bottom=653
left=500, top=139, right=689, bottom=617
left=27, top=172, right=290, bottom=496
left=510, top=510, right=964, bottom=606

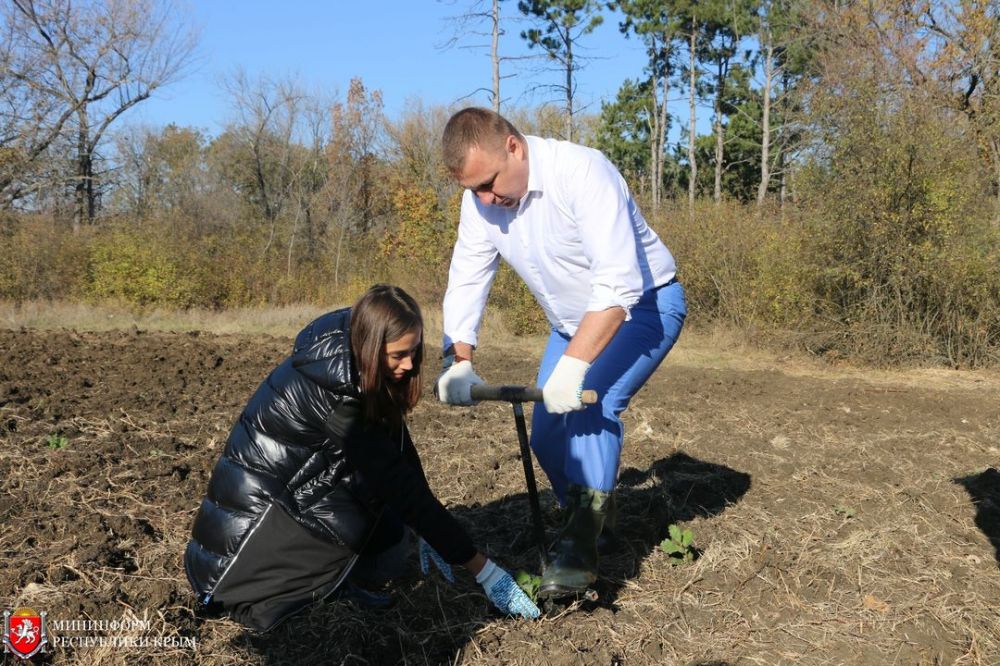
left=1, top=326, right=998, bottom=665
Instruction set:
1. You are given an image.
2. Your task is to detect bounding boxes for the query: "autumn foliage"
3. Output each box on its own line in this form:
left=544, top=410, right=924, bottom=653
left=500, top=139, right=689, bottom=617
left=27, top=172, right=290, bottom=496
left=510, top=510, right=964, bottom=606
left=0, top=2, right=998, bottom=367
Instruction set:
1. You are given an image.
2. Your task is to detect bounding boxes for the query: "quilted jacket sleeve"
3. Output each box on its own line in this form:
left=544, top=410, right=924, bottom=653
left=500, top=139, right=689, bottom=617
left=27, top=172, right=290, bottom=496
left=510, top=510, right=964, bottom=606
left=324, top=400, right=477, bottom=565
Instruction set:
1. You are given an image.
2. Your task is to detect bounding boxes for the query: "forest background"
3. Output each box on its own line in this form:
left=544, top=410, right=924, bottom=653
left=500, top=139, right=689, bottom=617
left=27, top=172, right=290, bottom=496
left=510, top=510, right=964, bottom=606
left=1, top=0, right=997, bottom=368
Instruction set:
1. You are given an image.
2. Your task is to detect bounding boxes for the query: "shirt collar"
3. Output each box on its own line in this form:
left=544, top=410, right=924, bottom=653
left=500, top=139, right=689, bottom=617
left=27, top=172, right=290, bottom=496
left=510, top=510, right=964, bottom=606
left=519, top=135, right=543, bottom=211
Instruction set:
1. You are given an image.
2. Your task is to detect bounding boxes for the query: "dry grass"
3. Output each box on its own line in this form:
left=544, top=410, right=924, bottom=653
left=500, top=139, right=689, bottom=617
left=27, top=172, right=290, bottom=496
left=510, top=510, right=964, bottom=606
left=0, top=299, right=513, bottom=351
left=0, top=300, right=334, bottom=337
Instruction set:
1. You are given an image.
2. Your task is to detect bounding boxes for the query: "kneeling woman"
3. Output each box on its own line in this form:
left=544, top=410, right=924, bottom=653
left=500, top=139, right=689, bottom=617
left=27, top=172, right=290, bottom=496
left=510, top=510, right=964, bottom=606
left=184, top=285, right=538, bottom=632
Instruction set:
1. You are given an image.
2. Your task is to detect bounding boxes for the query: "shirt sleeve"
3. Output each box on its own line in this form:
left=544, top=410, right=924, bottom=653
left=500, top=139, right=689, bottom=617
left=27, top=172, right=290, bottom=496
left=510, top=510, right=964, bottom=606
left=567, top=152, right=646, bottom=319
left=442, top=192, right=500, bottom=350
left=327, top=402, right=476, bottom=565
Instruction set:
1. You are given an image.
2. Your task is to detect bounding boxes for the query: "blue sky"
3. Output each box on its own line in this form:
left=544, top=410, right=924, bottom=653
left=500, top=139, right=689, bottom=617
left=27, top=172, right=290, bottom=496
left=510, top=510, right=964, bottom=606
left=127, top=2, right=704, bottom=139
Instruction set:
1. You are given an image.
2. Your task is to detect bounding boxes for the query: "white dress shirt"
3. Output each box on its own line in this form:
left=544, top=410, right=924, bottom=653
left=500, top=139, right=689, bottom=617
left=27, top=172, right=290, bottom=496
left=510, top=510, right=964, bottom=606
left=442, top=135, right=677, bottom=349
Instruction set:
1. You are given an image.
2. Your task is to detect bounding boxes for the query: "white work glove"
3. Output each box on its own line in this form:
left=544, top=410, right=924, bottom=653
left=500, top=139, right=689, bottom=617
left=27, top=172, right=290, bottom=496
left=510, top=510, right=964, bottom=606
left=475, top=559, right=540, bottom=620
left=435, top=356, right=485, bottom=406
left=542, top=355, right=591, bottom=414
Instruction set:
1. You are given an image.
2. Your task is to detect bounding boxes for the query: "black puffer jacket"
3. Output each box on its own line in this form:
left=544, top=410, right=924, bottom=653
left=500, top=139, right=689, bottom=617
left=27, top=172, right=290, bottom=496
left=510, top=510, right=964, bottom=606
left=184, top=308, right=475, bottom=601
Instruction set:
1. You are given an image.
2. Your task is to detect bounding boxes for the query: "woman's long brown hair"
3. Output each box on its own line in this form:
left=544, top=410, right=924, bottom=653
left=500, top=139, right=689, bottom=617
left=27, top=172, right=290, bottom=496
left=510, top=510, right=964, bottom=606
left=349, top=285, right=423, bottom=428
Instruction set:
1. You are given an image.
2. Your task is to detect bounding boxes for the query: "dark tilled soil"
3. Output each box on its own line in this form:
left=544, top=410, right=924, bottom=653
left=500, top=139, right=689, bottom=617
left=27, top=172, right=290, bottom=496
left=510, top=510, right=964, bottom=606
left=1, top=328, right=998, bottom=665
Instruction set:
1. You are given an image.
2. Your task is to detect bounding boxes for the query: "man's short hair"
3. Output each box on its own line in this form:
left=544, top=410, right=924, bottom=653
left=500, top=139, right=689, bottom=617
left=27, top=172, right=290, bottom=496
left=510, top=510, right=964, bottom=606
left=442, top=107, right=523, bottom=175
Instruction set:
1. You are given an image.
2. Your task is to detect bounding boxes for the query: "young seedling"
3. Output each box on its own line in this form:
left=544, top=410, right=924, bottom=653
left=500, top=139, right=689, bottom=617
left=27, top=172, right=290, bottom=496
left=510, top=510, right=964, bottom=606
left=514, top=570, right=541, bottom=602
left=660, top=524, right=696, bottom=565
left=833, top=504, right=856, bottom=518
left=44, top=434, right=68, bottom=450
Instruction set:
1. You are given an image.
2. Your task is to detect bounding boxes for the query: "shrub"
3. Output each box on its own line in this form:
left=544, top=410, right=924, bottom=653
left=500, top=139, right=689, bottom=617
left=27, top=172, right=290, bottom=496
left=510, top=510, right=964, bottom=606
left=799, top=84, right=1000, bottom=366
left=0, top=216, right=90, bottom=301
left=489, top=263, right=549, bottom=336
left=86, top=230, right=201, bottom=307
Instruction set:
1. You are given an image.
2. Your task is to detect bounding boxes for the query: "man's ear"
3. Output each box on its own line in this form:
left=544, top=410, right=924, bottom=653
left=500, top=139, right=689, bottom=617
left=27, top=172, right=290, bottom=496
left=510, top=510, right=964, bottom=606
left=506, top=134, right=521, bottom=156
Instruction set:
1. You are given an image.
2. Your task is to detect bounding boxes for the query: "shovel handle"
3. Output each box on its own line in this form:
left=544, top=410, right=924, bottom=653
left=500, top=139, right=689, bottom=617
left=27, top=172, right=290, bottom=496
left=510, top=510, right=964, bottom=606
left=470, top=384, right=598, bottom=404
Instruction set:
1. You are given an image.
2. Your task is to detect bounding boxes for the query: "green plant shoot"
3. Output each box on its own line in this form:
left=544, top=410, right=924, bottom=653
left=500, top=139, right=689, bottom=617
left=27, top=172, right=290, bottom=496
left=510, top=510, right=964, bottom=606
left=514, top=570, right=541, bottom=602
left=833, top=505, right=857, bottom=518
left=660, top=524, right=696, bottom=565
left=45, top=434, right=68, bottom=450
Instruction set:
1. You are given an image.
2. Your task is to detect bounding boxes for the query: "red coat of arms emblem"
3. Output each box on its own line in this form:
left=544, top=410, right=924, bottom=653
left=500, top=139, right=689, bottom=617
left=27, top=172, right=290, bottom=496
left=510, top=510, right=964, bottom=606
left=3, top=607, right=47, bottom=660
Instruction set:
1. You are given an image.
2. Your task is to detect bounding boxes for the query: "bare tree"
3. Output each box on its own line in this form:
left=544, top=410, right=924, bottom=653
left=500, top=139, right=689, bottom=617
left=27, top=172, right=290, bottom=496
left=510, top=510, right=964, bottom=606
left=216, top=69, right=337, bottom=275
left=3, top=0, right=197, bottom=230
left=0, top=2, right=80, bottom=208
left=221, top=71, right=303, bottom=228
left=286, top=96, right=329, bottom=279
left=324, top=78, right=387, bottom=288
left=111, top=123, right=207, bottom=219
left=439, top=0, right=522, bottom=113
left=490, top=0, right=502, bottom=112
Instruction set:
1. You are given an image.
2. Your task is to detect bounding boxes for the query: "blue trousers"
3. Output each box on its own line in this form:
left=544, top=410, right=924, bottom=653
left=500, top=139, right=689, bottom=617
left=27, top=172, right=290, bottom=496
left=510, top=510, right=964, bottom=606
left=530, top=281, right=687, bottom=502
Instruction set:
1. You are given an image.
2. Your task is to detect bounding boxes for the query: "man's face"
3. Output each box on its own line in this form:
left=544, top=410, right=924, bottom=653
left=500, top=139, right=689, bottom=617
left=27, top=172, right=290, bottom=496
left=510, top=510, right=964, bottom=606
left=456, top=135, right=529, bottom=208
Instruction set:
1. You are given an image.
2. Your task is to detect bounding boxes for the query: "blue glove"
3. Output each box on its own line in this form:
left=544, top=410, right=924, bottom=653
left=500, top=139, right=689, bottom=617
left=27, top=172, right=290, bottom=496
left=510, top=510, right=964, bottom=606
left=475, top=559, right=541, bottom=620
left=418, top=538, right=454, bottom=584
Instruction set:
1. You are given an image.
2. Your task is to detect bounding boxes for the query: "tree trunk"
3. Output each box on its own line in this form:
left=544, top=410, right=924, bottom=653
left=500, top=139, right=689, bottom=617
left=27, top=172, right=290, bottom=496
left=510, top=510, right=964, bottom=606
left=566, top=36, right=574, bottom=142
left=649, top=68, right=660, bottom=208
left=304, top=203, right=315, bottom=262
left=657, top=80, right=667, bottom=206
left=757, top=40, right=774, bottom=206
left=74, top=120, right=90, bottom=234
left=287, top=202, right=302, bottom=280
left=86, top=140, right=98, bottom=223
left=713, top=62, right=724, bottom=204
left=779, top=147, right=788, bottom=212
left=650, top=98, right=658, bottom=207
left=492, top=0, right=501, bottom=113
left=713, top=44, right=729, bottom=205
left=651, top=45, right=670, bottom=211
left=688, top=27, right=698, bottom=213
left=334, top=219, right=348, bottom=289
left=253, top=137, right=274, bottom=222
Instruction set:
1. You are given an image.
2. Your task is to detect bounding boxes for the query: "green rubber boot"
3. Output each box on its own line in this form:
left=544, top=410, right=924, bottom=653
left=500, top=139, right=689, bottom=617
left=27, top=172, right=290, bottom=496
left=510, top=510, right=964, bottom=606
left=539, top=484, right=609, bottom=600
left=597, top=490, right=618, bottom=554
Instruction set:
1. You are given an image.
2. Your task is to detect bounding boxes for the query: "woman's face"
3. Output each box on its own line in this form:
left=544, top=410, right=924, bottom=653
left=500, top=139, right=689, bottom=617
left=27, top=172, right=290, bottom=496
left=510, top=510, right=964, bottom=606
left=383, top=330, right=421, bottom=382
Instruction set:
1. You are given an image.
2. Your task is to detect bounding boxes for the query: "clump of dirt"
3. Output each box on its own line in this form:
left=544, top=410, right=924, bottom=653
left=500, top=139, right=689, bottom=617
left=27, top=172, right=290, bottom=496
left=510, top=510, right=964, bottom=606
left=1, top=327, right=998, bottom=664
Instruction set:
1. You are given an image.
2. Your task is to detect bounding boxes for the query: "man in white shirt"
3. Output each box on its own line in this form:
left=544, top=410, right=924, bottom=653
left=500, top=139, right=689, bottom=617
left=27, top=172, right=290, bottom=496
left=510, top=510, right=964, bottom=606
left=436, top=108, right=687, bottom=601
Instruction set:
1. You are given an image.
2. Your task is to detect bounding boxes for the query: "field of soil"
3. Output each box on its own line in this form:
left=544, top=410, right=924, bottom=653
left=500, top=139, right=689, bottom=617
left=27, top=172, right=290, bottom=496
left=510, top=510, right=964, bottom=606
left=1, top=325, right=999, bottom=665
